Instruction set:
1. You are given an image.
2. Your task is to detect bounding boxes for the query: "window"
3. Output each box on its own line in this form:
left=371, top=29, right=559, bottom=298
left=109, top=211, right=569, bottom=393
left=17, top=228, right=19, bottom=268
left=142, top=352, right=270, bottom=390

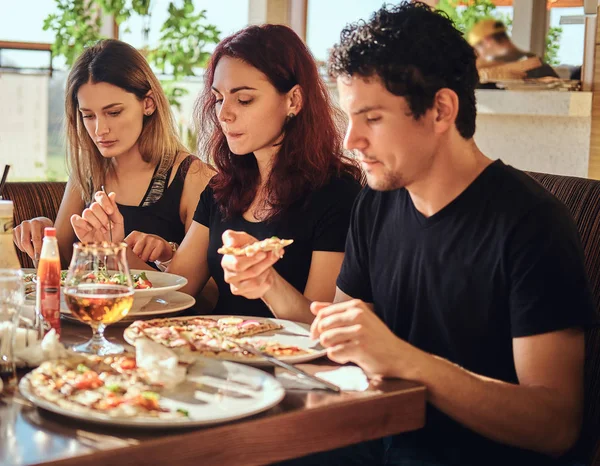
left=0, top=0, right=67, bottom=181
left=549, top=7, right=584, bottom=66
left=306, top=0, right=390, bottom=64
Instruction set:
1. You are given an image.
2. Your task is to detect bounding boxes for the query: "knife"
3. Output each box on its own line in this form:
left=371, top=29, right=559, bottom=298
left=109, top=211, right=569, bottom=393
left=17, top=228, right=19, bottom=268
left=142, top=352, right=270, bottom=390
left=231, top=340, right=341, bottom=393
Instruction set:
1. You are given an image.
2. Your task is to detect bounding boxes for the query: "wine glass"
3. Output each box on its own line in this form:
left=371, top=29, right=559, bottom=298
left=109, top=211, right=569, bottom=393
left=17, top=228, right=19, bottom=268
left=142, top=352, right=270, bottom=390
left=63, top=242, right=134, bottom=355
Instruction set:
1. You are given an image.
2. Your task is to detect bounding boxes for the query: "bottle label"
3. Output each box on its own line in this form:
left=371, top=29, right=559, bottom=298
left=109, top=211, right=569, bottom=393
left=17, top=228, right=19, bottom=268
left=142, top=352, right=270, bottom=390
left=38, top=284, right=61, bottom=336
left=1, top=216, right=13, bottom=234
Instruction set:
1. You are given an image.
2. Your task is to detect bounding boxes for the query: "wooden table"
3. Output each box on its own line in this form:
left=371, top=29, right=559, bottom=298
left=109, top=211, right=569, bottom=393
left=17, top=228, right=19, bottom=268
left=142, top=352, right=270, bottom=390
left=0, top=320, right=426, bottom=466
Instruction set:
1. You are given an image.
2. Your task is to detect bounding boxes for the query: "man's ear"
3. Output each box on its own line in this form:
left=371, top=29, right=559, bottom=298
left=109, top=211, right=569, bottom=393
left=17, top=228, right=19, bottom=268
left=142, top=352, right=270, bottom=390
left=433, top=88, right=459, bottom=135
left=287, top=84, right=303, bottom=117
left=143, top=90, right=157, bottom=116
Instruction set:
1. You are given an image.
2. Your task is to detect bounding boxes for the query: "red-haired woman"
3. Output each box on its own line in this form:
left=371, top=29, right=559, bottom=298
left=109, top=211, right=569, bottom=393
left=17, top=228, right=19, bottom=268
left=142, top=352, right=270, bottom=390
left=106, top=25, right=363, bottom=322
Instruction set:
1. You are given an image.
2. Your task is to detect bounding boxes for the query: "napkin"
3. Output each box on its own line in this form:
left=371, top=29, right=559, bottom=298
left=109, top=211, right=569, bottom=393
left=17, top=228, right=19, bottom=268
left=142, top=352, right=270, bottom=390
left=277, top=365, right=370, bottom=392
left=13, top=329, right=70, bottom=366
left=135, top=338, right=186, bottom=389
left=315, top=366, right=370, bottom=391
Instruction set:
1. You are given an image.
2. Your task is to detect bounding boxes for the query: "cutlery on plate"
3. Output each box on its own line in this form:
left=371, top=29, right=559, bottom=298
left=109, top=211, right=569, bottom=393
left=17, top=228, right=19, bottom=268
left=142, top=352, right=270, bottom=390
left=230, top=339, right=341, bottom=393
left=195, top=381, right=254, bottom=399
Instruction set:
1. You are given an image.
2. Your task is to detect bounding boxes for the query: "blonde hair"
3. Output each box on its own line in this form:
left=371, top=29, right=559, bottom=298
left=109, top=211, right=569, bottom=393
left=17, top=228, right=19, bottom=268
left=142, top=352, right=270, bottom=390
left=65, top=39, right=187, bottom=202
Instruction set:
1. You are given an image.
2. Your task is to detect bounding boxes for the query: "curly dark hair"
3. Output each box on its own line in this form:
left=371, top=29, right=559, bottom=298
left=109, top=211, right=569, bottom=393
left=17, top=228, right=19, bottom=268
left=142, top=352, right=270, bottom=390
left=328, top=1, right=479, bottom=139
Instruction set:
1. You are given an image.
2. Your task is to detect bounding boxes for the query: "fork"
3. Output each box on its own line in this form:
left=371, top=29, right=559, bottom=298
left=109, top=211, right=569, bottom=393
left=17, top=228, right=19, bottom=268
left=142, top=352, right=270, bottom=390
left=101, top=185, right=112, bottom=242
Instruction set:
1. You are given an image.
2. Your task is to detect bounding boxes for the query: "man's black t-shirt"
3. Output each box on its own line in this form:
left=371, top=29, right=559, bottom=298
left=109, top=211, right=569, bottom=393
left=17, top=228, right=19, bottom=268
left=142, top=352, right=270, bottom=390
left=195, top=174, right=361, bottom=317
left=337, top=160, right=596, bottom=465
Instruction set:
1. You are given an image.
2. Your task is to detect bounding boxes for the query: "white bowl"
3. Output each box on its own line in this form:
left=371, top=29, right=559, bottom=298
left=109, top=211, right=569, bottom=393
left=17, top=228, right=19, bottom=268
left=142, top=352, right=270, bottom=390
left=128, top=269, right=188, bottom=310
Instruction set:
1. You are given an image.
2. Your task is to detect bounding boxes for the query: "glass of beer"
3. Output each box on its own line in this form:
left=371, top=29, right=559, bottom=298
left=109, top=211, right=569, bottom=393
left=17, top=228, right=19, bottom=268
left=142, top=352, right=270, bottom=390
left=64, top=242, right=134, bottom=355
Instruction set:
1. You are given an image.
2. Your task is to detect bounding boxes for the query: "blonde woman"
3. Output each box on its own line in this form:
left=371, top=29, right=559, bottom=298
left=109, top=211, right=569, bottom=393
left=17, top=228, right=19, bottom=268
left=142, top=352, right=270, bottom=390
left=14, top=39, right=212, bottom=267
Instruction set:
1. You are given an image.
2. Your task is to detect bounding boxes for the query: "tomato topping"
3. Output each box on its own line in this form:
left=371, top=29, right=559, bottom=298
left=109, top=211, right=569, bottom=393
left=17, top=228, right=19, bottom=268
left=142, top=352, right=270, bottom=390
left=136, top=278, right=152, bottom=289
left=73, top=371, right=103, bottom=390
left=119, top=358, right=137, bottom=371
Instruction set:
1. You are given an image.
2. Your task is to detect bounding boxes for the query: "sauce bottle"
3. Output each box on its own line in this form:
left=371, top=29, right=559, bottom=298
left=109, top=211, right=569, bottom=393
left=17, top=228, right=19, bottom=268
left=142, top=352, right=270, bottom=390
left=35, top=227, right=61, bottom=337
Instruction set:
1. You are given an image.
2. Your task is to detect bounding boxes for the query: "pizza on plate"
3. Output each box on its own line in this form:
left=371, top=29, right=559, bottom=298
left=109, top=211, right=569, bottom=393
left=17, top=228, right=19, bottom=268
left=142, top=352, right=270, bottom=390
left=217, top=236, right=293, bottom=257
left=25, top=354, right=189, bottom=419
left=124, top=316, right=313, bottom=361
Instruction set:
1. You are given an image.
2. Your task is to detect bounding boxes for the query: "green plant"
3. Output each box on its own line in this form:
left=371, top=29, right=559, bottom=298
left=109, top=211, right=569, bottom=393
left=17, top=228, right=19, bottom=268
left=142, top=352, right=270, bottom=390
left=545, top=25, right=562, bottom=66
left=43, top=0, right=220, bottom=107
left=436, top=0, right=561, bottom=64
left=436, top=0, right=510, bottom=34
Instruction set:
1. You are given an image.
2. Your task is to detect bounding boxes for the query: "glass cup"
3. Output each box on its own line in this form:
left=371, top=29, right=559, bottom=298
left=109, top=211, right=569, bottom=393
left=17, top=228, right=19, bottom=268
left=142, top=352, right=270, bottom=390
left=63, top=242, right=134, bottom=355
left=0, top=269, right=24, bottom=390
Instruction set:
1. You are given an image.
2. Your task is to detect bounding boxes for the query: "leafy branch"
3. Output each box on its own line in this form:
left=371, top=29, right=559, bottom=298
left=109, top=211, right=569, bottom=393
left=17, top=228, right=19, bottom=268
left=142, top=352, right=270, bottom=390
left=43, top=0, right=220, bottom=108
left=545, top=26, right=562, bottom=66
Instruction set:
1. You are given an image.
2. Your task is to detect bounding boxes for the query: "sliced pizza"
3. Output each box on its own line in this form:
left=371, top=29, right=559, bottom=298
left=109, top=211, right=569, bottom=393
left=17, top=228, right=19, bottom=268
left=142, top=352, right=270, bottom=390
left=26, top=354, right=189, bottom=419
left=123, top=316, right=312, bottom=361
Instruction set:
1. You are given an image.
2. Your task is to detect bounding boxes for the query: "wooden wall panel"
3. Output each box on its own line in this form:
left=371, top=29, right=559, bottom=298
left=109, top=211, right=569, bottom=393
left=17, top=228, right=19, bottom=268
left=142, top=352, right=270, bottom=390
left=587, top=7, right=600, bottom=179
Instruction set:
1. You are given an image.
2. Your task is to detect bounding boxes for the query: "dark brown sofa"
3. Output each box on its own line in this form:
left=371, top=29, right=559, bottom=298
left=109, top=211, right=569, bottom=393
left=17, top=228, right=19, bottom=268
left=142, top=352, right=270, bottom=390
left=4, top=181, right=66, bottom=268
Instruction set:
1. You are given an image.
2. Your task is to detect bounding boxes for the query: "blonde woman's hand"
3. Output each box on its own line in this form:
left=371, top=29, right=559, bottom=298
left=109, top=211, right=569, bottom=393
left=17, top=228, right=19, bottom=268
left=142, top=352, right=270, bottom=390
left=124, top=231, right=173, bottom=263
left=13, top=217, right=53, bottom=259
left=70, top=191, right=125, bottom=243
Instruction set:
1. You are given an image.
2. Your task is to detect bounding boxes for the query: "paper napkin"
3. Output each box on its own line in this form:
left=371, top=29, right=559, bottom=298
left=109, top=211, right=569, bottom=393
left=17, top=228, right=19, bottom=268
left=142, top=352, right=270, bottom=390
left=277, top=365, right=370, bottom=392
left=13, top=329, right=70, bottom=367
left=135, top=338, right=186, bottom=389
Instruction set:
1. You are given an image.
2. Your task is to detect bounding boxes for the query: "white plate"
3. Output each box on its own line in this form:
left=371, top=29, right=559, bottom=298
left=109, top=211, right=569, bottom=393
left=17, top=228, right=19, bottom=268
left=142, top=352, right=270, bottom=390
left=19, top=357, right=285, bottom=428
left=22, top=268, right=188, bottom=310
left=59, top=291, right=196, bottom=324
left=123, top=315, right=327, bottom=367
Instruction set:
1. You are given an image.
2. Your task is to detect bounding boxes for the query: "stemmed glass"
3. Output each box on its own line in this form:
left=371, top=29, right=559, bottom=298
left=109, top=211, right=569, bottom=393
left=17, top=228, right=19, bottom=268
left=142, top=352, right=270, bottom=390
left=63, top=242, right=134, bottom=355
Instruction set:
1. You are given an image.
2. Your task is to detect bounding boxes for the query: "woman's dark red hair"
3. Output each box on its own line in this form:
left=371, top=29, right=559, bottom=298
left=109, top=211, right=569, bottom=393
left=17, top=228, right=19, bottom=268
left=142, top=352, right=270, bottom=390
left=194, top=24, right=362, bottom=220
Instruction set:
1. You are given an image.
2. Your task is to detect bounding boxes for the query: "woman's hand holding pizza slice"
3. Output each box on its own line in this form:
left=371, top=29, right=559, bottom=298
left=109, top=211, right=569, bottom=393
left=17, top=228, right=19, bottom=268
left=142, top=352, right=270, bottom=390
left=220, top=230, right=293, bottom=299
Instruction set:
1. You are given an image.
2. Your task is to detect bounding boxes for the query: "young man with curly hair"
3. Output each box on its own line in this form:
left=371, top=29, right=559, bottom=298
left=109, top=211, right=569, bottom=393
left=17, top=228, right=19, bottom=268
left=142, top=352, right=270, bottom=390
left=221, top=3, right=596, bottom=465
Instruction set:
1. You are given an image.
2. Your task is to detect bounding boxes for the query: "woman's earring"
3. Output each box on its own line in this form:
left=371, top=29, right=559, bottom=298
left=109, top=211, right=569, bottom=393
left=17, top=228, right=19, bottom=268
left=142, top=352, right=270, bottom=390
left=288, top=112, right=295, bottom=119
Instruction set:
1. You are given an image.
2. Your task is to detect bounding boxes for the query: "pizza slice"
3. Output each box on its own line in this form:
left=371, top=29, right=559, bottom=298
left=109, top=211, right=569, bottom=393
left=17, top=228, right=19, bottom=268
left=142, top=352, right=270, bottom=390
left=216, top=317, right=282, bottom=338
left=217, top=236, right=293, bottom=257
left=237, top=338, right=313, bottom=358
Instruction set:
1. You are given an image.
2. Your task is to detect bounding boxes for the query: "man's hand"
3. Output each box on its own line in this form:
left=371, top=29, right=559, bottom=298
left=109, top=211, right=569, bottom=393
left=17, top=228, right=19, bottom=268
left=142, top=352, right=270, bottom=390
left=221, top=230, right=283, bottom=299
left=13, top=217, right=53, bottom=259
left=70, top=191, right=125, bottom=243
left=125, top=231, right=172, bottom=263
left=310, top=299, right=416, bottom=378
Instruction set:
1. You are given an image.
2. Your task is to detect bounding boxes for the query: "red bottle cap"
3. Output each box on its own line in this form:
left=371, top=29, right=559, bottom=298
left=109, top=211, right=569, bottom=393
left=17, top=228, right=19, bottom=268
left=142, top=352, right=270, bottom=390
left=44, top=227, right=57, bottom=237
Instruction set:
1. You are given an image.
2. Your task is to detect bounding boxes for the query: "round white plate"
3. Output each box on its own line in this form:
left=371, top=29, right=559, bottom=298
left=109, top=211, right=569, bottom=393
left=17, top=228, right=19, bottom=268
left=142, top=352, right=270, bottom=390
left=60, top=290, right=195, bottom=324
left=19, top=357, right=285, bottom=428
left=22, top=268, right=188, bottom=310
left=123, top=315, right=327, bottom=367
